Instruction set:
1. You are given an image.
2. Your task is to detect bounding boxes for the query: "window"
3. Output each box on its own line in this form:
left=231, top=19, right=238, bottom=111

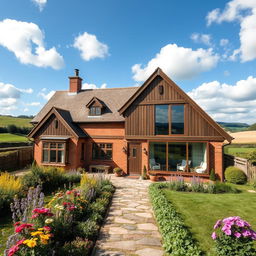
left=42, top=142, right=65, bottom=164
left=155, top=104, right=184, bottom=135
left=171, top=105, right=184, bottom=134
left=92, top=143, right=112, bottom=160
left=155, top=105, right=169, bottom=135
left=89, top=106, right=101, bottom=116
left=149, top=142, right=207, bottom=173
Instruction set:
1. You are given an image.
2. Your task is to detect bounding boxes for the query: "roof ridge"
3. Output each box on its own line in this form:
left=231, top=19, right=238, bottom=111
left=56, top=87, right=138, bottom=93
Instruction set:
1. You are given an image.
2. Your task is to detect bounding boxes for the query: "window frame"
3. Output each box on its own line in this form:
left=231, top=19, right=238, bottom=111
left=89, top=106, right=101, bottom=116
left=42, top=141, right=67, bottom=165
left=155, top=104, right=185, bottom=136
left=92, top=143, right=113, bottom=161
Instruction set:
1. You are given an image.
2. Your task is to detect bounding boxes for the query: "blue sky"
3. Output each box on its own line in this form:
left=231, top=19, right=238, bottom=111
left=0, top=0, right=256, bottom=124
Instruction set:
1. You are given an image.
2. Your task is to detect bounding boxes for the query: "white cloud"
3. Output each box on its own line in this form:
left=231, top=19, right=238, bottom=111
left=188, top=76, right=256, bottom=124
left=23, top=108, right=29, bottom=112
left=220, top=39, right=229, bottom=46
left=206, top=0, right=256, bottom=62
left=32, top=0, right=47, bottom=11
left=73, top=32, right=109, bottom=61
left=38, top=89, right=55, bottom=100
left=82, top=83, right=107, bottom=89
left=26, top=102, right=41, bottom=106
left=191, top=33, right=212, bottom=46
left=132, top=44, right=219, bottom=82
left=0, top=19, right=64, bottom=69
left=0, top=82, right=32, bottom=114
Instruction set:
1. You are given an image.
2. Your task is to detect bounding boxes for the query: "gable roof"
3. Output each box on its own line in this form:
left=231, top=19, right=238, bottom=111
left=86, top=97, right=106, bottom=108
left=32, top=87, right=138, bottom=123
left=119, top=67, right=233, bottom=142
left=28, top=107, right=87, bottom=138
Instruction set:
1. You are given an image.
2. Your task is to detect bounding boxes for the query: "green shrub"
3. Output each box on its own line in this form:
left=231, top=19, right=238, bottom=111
left=168, top=176, right=187, bottom=191
left=210, top=169, right=216, bottom=181
left=113, top=167, right=122, bottom=174
left=149, top=183, right=203, bottom=256
left=225, top=166, right=247, bottom=184
left=247, top=150, right=256, bottom=165
left=77, top=220, right=99, bottom=240
left=208, top=182, right=240, bottom=194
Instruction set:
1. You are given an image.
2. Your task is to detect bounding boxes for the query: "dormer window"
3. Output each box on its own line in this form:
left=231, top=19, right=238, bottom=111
left=89, top=106, right=101, bottom=116
left=86, top=97, right=106, bottom=117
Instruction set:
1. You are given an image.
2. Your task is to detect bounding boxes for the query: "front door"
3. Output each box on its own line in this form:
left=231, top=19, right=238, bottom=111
left=128, top=143, right=142, bottom=175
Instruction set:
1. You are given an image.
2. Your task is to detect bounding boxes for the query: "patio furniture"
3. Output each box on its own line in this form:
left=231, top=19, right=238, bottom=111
left=177, top=160, right=191, bottom=171
left=89, top=164, right=111, bottom=173
left=150, top=158, right=161, bottom=170
left=194, top=162, right=207, bottom=174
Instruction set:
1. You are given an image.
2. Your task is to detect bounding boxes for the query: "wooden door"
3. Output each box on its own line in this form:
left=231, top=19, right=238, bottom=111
left=128, top=143, right=142, bottom=174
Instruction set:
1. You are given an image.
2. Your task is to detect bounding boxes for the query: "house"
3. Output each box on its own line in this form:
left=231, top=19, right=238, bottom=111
left=28, top=68, right=232, bottom=181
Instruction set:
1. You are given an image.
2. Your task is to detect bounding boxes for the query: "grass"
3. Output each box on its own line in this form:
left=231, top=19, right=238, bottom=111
left=0, top=133, right=29, bottom=143
left=163, top=185, right=256, bottom=256
left=0, top=116, right=32, bottom=128
left=0, top=215, right=13, bottom=254
left=224, top=147, right=255, bottom=155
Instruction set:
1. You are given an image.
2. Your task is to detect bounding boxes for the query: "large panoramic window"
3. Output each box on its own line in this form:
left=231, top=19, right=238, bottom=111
left=149, top=142, right=207, bottom=173
left=155, top=105, right=169, bottom=135
left=92, top=143, right=112, bottom=160
left=155, top=104, right=184, bottom=135
left=42, top=142, right=65, bottom=164
left=171, top=105, right=184, bottom=134
left=149, top=142, right=166, bottom=170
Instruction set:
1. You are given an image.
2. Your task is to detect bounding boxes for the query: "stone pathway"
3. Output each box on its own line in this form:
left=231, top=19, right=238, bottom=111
left=93, top=175, right=163, bottom=256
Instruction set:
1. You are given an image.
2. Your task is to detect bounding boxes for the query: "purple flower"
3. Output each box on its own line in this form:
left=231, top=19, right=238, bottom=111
left=211, top=232, right=217, bottom=240
left=242, top=229, right=251, bottom=237
left=224, top=229, right=232, bottom=236
left=234, top=232, right=241, bottom=238
left=214, top=219, right=222, bottom=229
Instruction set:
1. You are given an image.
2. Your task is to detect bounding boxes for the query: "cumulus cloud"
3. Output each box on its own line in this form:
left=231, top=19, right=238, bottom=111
left=32, top=0, right=47, bottom=11
left=188, top=76, right=256, bottom=124
left=191, top=33, right=212, bottom=46
left=220, top=39, right=229, bottom=46
left=38, top=89, right=55, bottom=100
left=73, top=32, right=109, bottom=61
left=132, top=44, right=219, bottom=82
left=26, top=102, right=41, bottom=106
left=0, top=19, right=64, bottom=69
left=206, top=0, right=256, bottom=62
left=0, top=82, right=33, bottom=114
left=82, top=83, right=107, bottom=89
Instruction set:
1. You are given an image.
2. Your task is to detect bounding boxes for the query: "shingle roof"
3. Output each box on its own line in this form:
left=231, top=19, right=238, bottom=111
left=32, top=87, right=138, bottom=123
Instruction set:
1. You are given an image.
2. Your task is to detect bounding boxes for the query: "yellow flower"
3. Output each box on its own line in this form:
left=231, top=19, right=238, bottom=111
left=38, top=228, right=44, bottom=231
left=23, top=238, right=38, bottom=248
left=40, top=234, right=51, bottom=240
left=31, top=231, right=43, bottom=236
left=45, top=218, right=54, bottom=224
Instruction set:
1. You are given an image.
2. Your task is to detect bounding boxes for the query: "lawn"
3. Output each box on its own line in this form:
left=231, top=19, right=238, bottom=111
left=0, top=133, right=29, bottom=143
left=224, top=144, right=255, bottom=158
left=0, top=116, right=32, bottom=128
left=164, top=186, right=256, bottom=256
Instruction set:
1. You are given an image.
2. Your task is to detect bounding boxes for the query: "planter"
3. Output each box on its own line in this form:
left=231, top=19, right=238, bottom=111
left=114, top=172, right=122, bottom=177
left=150, top=175, right=158, bottom=182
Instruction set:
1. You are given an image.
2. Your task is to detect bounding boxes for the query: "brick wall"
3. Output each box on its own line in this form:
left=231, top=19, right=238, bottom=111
left=209, top=142, right=224, bottom=181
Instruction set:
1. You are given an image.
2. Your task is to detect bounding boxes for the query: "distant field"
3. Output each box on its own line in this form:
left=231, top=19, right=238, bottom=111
left=224, top=146, right=255, bottom=157
left=0, top=133, right=28, bottom=142
left=0, top=116, right=32, bottom=128
left=230, top=131, right=256, bottom=144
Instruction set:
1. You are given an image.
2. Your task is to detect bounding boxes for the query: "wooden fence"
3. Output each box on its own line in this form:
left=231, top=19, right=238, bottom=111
left=0, top=146, right=33, bottom=172
left=224, top=154, right=256, bottom=182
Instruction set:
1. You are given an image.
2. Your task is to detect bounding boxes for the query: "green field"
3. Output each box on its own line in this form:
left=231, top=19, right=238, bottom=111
left=0, top=133, right=28, bottom=142
left=164, top=186, right=256, bottom=256
left=224, top=144, right=256, bottom=158
left=0, top=115, right=32, bottom=128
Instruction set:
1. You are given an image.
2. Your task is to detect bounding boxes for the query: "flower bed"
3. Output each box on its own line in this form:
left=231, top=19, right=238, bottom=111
left=4, top=173, right=115, bottom=256
left=149, top=183, right=203, bottom=256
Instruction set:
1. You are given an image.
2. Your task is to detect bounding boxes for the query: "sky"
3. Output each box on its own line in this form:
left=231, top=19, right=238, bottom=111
left=0, top=0, right=256, bottom=124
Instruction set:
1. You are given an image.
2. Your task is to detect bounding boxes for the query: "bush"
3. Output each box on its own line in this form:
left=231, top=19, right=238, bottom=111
left=247, top=150, right=256, bottom=165
left=113, top=167, right=122, bottom=174
left=149, top=183, right=203, bottom=256
left=168, top=176, right=187, bottom=191
left=225, top=166, right=247, bottom=184
left=212, top=216, right=256, bottom=256
left=76, top=220, right=99, bottom=240
left=210, top=169, right=216, bottom=181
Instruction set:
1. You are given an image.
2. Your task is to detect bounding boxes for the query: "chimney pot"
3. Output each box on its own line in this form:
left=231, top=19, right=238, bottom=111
left=75, top=69, right=79, bottom=77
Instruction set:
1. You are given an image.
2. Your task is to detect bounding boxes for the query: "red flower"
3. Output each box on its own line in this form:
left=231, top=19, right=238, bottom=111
left=66, top=190, right=72, bottom=195
left=14, top=222, right=20, bottom=227
left=43, top=226, right=51, bottom=231
left=32, top=207, right=53, bottom=216
left=31, top=214, right=39, bottom=219
left=15, top=223, right=34, bottom=233
left=8, top=239, right=25, bottom=256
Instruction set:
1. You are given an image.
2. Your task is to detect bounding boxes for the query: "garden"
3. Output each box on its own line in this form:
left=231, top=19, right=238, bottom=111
left=0, top=165, right=115, bottom=255
left=149, top=166, right=256, bottom=256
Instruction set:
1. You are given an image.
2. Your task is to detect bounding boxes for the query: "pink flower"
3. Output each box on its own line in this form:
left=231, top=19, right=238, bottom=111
left=7, top=239, right=25, bottom=256
left=211, top=232, right=217, bottom=240
left=214, top=220, right=222, bottom=229
left=15, top=223, right=34, bottom=233
left=66, top=190, right=72, bottom=195
left=43, top=226, right=51, bottom=231
left=31, top=214, right=39, bottom=219
left=242, top=229, right=252, bottom=237
left=234, top=232, right=241, bottom=238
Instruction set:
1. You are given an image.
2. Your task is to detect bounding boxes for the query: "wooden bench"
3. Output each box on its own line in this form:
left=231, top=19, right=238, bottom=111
left=89, top=164, right=111, bottom=174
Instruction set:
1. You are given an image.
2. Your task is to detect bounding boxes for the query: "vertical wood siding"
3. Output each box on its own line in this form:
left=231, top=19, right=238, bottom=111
left=124, top=76, right=222, bottom=137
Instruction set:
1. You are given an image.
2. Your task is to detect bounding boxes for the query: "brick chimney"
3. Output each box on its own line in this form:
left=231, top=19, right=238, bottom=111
left=69, top=69, right=82, bottom=93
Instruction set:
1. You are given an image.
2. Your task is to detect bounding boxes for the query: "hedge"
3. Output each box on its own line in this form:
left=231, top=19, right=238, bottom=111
left=149, top=183, right=203, bottom=256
